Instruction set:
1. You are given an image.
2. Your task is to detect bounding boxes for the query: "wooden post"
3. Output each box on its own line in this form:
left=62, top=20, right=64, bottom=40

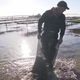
left=26, top=23, right=28, bottom=34
left=5, top=23, right=8, bottom=32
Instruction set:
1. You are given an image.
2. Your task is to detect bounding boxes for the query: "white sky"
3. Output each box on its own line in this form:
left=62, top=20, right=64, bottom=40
left=0, top=0, right=80, bottom=16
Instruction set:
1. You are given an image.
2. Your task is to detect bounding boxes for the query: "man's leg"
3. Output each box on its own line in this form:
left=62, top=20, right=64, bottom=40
left=48, top=39, right=58, bottom=70
left=41, top=34, right=49, bottom=60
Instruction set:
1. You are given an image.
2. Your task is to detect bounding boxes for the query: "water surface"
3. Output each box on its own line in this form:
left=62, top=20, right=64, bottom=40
left=0, top=23, right=80, bottom=80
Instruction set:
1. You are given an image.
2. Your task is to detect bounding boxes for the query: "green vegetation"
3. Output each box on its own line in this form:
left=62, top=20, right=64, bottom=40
left=71, top=19, right=80, bottom=23
left=70, top=29, right=80, bottom=34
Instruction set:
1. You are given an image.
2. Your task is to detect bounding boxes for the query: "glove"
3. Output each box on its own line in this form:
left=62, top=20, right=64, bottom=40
left=58, top=38, right=63, bottom=44
left=38, top=33, right=41, bottom=39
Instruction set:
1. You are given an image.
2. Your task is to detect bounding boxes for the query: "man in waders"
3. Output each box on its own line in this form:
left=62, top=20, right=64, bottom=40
left=38, top=1, right=69, bottom=70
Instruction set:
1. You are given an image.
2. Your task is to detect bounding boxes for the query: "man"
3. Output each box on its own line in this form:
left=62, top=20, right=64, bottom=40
left=38, top=1, right=69, bottom=70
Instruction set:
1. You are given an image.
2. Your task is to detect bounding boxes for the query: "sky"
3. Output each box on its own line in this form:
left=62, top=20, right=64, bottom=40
left=0, top=0, right=80, bottom=17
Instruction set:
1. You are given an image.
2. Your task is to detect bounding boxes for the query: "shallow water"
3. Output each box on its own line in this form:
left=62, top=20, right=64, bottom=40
left=0, top=23, right=80, bottom=80
left=58, top=24, right=80, bottom=57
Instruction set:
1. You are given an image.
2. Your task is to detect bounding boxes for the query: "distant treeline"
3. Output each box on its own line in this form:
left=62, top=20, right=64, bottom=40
left=0, top=14, right=80, bottom=23
left=0, top=14, right=41, bottom=21
left=66, top=17, right=80, bottom=23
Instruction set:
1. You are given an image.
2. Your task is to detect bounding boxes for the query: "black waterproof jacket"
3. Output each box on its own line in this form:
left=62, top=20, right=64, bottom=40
left=38, top=9, right=66, bottom=39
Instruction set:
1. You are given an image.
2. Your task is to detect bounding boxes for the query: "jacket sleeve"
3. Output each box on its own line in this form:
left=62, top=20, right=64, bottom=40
left=38, top=11, right=47, bottom=34
left=60, top=14, right=66, bottom=39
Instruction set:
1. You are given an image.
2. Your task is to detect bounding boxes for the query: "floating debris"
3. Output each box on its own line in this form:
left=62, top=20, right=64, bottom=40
left=55, top=58, right=77, bottom=80
left=0, top=57, right=80, bottom=80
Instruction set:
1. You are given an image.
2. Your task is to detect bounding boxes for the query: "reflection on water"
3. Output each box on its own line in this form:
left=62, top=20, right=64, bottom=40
left=20, top=39, right=31, bottom=58
left=67, top=24, right=80, bottom=35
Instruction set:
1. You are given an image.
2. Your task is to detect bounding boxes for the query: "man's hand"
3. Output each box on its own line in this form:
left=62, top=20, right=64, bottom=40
left=58, top=38, right=63, bottom=44
left=38, top=33, right=41, bottom=39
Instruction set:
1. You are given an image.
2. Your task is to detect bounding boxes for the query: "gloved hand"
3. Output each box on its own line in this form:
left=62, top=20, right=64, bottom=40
left=38, top=33, right=41, bottom=39
left=58, top=38, right=63, bottom=44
